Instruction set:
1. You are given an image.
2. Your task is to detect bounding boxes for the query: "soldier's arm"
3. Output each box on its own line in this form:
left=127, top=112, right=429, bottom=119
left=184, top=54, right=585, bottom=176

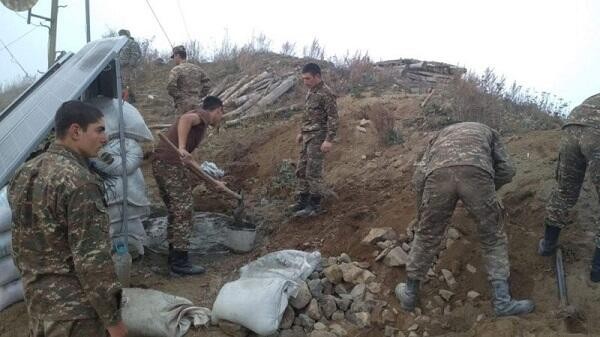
left=200, top=72, right=211, bottom=98
left=324, top=94, right=339, bottom=142
left=167, top=69, right=180, bottom=99
left=412, top=133, right=437, bottom=205
left=491, top=131, right=516, bottom=190
left=67, top=183, right=122, bottom=328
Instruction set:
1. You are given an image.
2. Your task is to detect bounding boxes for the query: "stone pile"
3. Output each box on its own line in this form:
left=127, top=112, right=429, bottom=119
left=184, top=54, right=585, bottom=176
left=216, top=253, right=396, bottom=337
left=374, top=59, right=466, bottom=94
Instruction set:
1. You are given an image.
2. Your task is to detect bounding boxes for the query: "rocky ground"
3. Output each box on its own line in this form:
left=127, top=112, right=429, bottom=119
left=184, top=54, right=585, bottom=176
left=1, top=54, right=599, bottom=337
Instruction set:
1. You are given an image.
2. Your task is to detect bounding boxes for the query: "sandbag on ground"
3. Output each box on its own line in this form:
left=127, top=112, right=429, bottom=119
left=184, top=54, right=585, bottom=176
left=0, top=256, right=20, bottom=286
left=0, top=186, right=11, bottom=233
left=0, top=231, right=11, bottom=258
left=0, top=280, right=23, bottom=311
left=121, top=288, right=210, bottom=337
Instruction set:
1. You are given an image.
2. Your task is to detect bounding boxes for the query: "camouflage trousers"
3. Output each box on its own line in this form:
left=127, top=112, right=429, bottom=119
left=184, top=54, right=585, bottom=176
left=121, top=67, right=137, bottom=102
left=407, top=166, right=510, bottom=281
left=30, top=317, right=106, bottom=337
left=545, top=126, right=600, bottom=247
left=295, top=132, right=326, bottom=195
left=152, top=159, right=193, bottom=250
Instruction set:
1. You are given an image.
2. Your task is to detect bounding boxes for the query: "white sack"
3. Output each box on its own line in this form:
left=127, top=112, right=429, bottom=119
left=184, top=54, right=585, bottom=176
left=211, top=277, right=296, bottom=336
left=121, top=288, right=210, bottom=337
left=102, top=169, right=150, bottom=207
left=0, top=280, right=23, bottom=312
left=240, top=250, right=321, bottom=282
left=109, top=217, right=148, bottom=256
left=0, top=231, right=12, bottom=258
left=91, top=138, right=143, bottom=176
left=0, top=186, right=11, bottom=232
left=0, top=256, right=20, bottom=286
left=86, top=97, right=153, bottom=142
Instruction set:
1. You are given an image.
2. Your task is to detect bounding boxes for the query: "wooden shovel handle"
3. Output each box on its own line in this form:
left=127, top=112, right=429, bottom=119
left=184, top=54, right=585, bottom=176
left=157, top=133, right=242, bottom=200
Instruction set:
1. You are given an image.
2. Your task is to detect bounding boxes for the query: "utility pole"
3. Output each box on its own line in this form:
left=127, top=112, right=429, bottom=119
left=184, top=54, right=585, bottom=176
left=85, top=0, right=90, bottom=42
left=48, top=0, right=59, bottom=67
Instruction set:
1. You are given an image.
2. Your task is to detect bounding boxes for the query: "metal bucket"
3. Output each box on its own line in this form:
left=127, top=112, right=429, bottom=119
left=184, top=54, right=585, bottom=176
left=226, top=222, right=256, bottom=253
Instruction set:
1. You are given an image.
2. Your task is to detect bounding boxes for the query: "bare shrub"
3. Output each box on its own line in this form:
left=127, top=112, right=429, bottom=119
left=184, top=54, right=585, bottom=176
left=303, top=38, right=325, bottom=60
left=281, top=41, right=296, bottom=56
left=183, top=40, right=207, bottom=63
left=0, top=76, right=35, bottom=112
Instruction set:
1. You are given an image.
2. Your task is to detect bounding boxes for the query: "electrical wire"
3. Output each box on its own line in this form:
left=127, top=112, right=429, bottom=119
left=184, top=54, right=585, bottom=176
left=0, top=27, right=40, bottom=53
left=176, top=0, right=192, bottom=41
left=144, top=0, right=174, bottom=48
left=0, top=38, right=31, bottom=77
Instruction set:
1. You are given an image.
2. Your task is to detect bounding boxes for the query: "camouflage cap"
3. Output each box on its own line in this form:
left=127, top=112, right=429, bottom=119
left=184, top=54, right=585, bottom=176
left=171, top=45, right=186, bottom=59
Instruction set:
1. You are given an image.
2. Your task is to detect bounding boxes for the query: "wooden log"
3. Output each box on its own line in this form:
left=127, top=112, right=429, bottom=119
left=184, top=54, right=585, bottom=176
left=224, top=71, right=272, bottom=104
left=209, top=75, right=233, bottom=97
left=224, top=93, right=261, bottom=120
left=220, top=75, right=250, bottom=101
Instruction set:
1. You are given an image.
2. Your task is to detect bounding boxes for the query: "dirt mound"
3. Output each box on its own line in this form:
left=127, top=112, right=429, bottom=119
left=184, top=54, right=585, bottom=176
left=1, top=54, right=597, bottom=337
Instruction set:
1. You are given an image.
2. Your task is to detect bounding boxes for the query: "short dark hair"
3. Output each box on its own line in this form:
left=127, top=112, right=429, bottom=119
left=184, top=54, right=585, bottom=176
left=302, top=63, right=321, bottom=76
left=202, top=96, right=223, bottom=111
left=54, top=101, right=104, bottom=139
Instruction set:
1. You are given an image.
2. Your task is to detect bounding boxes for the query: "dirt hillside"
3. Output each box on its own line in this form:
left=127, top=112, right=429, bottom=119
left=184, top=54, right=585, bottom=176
left=0, top=55, right=598, bottom=337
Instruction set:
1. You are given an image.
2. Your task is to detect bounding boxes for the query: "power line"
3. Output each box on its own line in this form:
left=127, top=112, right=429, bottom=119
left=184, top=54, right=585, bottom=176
left=0, top=38, right=31, bottom=77
left=144, top=0, right=174, bottom=48
left=0, top=27, right=40, bottom=53
left=176, top=0, right=192, bottom=41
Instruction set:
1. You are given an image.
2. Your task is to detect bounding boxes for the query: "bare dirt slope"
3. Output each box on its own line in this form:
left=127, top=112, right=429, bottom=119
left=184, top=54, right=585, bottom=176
left=1, top=60, right=599, bottom=337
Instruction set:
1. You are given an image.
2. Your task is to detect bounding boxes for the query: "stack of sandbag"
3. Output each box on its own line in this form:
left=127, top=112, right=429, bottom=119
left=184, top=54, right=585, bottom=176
left=0, top=186, right=24, bottom=311
left=88, top=97, right=154, bottom=257
left=212, top=250, right=321, bottom=335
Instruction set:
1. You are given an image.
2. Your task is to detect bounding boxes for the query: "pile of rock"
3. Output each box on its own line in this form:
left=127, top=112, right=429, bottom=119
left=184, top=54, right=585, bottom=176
left=216, top=253, right=397, bottom=337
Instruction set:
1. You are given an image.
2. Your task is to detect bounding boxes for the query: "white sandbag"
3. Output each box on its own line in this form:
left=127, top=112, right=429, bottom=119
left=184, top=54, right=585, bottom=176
left=86, top=96, right=153, bottom=142
left=211, top=277, right=297, bottom=336
left=0, top=256, right=20, bottom=286
left=0, top=280, right=23, bottom=311
left=0, top=186, right=11, bottom=233
left=103, top=169, right=150, bottom=207
left=91, top=138, right=143, bottom=176
left=108, top=204, right=149, bottom=223
left=240, top=250, right=321, bottom=282
left=110, top=217, right=148, bottom=256
left=121, top=288, right=210, bottom=337
left=0, top=231, right=12, bottom=258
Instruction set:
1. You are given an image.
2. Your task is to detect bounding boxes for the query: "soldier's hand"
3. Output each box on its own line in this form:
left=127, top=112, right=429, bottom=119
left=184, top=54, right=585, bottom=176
left=178, top=148, right=192, bottom=163
left=321, top=140, right=333, bottom=153
left=107, top=321, right=128, bottom=337
left=296, top=133, right=303, bottom=144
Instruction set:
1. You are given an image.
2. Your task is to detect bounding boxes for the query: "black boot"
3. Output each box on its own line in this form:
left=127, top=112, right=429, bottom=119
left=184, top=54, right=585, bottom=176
left=490, top=279, right=535, bottom=316
left=590, top=247, right=600, bottom=283
left=288, top=193, right=309, bottom=213
left=293, top=194, right=322, bottom=218
left=169, top=249, right=205, bottom=276
left=538, top=225, right=561, bottom=256
left=395, top=278, right=420, bottom=312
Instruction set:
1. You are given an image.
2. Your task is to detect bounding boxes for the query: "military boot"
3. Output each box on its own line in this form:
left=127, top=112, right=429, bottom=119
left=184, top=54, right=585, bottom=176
left=288, top=193, right=309, bottom=213
left=590, top=247, right=600, bottom=283
left=395, top=278, right=420, bottom=312
left=490, top=279, right=535, bottom=316
left=293, top=194, right=322, bottom=218
left=169, top=249, right=205, bottom=276
left=538, top=225, right=561, bottom=256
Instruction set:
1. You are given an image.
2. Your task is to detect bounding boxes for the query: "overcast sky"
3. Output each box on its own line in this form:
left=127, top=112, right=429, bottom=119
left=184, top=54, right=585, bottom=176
left=1, top=0, right=599, bottom=109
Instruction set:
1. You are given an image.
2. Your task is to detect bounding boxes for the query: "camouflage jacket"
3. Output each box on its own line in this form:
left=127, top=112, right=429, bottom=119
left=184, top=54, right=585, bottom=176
left=564, top=93, right=600, bottom=128
left=413, top=122, right=516, bottom=193
left=119, top=37, right=142, bottom=68
left=167, top=62, right=211, bottom=111
left=302, top=81, right=339, bottom=141
left=8, top=143, right=121, bottom=327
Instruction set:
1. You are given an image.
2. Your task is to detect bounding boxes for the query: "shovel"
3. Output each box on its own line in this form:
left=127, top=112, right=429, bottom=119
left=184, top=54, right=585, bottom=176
left=555, top=247, right=583, bottom=321
left=157, top=133, right=245, bottom=224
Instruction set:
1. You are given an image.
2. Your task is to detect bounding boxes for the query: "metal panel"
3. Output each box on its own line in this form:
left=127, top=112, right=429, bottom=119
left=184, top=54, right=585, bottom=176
left=0, top=36, right=128, bottom=187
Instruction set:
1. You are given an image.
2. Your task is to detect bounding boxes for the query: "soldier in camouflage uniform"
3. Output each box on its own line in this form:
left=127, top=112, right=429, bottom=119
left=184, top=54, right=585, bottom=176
left=118, top=29, right=142, bottom=103
left=8, top=101, right=127, bottom=337
left=538, top=93, right=600, bottom=282
left=152, top=96, right=225, bottom=276
left=396, top=122, right=534, bottom=317
left=289, top=63, right=339, bottom=218
left=167, top=45, right=211, bottom=114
